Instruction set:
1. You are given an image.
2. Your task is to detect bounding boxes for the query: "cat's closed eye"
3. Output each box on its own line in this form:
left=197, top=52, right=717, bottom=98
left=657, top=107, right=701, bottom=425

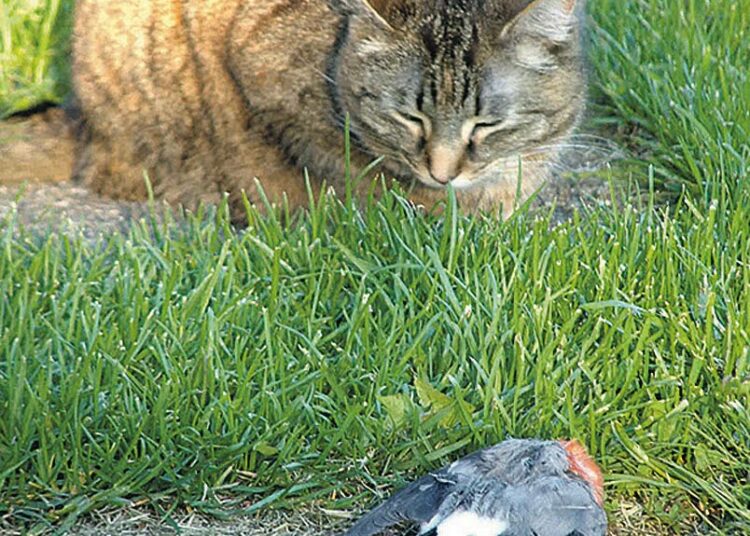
left=463, top=118, right=511, bottom=145
left=391, top=110, right=431, bottom=141
left=336, top=0, right=586, bottom=192
left=473, top=120, right=504, bottom=130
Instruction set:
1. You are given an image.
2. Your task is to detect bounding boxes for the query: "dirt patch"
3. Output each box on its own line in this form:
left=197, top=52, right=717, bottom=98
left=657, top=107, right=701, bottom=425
left=63, top=507, right=351, bottom=536
left=0, top=107, right=76, bottom=184
left=0, top=174, right=620, bottom=240
left=1, top=500, right=704, bottom=536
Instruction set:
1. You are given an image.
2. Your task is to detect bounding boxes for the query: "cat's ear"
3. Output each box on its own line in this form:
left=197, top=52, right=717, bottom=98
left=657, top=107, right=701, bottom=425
left=502, top=0, right=583, bottom=43
left=344, top=0, right=407, bottom=31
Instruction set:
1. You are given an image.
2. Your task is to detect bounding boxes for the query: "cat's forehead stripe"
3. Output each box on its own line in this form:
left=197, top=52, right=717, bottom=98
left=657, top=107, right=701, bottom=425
left=420, top=10, right=481, bottom=108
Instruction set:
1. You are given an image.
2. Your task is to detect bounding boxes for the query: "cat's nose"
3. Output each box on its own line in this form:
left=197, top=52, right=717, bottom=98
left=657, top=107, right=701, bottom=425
left=430, top=172, right=453, bottom=185
left=429, top=144, right=462, bottom=185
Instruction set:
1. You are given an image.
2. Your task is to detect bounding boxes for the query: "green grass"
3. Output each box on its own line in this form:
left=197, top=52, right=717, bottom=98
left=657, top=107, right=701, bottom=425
left=590, top=0, right=750, bottom=200
left=0, top=0, right=72, bottom=117
left=1, top=192, right=749, bottom=533
left=1, top=0, right=750, bottom=533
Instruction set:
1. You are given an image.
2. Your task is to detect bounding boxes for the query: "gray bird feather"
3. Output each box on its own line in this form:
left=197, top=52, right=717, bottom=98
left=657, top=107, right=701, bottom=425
left=342, top=439, right=607, bottom=536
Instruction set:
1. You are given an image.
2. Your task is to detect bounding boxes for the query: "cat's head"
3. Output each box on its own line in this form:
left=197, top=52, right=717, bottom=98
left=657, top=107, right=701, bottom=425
left=332, top=0, right=587, bottom=190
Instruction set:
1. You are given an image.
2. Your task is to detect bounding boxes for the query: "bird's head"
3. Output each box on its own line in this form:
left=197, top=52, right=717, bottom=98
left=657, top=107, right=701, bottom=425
left=559, top=439, right=604, bottom=506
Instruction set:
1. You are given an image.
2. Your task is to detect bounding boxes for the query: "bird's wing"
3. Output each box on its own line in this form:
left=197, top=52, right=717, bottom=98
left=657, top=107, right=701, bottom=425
left=341, top=445, right=509, bottom=536
left=340, top=471, right=460, bottom=536
left=496, top=476, right=608, bottom=536
left=341, top=440, right=566, bottom=536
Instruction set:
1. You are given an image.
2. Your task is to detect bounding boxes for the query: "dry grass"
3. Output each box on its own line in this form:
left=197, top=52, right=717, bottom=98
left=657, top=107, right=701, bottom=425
left=0, top=502, right=705, bottom=536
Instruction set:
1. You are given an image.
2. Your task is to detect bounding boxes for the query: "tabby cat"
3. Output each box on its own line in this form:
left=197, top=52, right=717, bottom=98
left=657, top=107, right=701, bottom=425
left=72, top=0, right=587, bottom=221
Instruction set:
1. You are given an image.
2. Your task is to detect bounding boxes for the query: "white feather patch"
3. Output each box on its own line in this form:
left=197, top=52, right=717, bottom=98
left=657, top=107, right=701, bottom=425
left=431, top=510, right=508, bottom=536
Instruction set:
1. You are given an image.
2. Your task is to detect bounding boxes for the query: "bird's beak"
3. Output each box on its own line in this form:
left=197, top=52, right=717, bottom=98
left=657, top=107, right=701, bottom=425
left=560, top=440, right=605, bottom=506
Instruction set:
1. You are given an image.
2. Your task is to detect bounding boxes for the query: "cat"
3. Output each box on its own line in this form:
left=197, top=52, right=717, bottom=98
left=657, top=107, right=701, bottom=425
left=71, top=0, right=587, bottom=222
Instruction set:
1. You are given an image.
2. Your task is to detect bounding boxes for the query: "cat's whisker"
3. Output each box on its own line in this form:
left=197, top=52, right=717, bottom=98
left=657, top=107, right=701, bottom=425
left=311, top=67, right=337, bottom=86
left=554, top=135, right=626, bottom=155
left=523, top=146, right=608, bottom=157
left=565, top=132, right=617, bottom=142
left=565, top=133, right=624, bottom=149
left=522, top=142, right=622, bottom=158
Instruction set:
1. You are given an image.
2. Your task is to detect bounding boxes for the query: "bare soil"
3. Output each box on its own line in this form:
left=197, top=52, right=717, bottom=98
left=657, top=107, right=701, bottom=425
left=0, top=107, right=76, bottom=184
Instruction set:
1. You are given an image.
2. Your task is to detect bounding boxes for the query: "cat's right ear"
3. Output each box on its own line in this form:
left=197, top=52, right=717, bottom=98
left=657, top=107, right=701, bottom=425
left=341, top=0, right=397, bottom=31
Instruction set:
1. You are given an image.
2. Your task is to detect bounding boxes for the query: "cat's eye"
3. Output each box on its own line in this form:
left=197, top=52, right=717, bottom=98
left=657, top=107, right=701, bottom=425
left=391, top=111, right=432, bottom=140
left=402, top=112, right=427, bottom=125
left=462, top=117, right=506, bottom=145
left=474, top=120, right=503, bottom=130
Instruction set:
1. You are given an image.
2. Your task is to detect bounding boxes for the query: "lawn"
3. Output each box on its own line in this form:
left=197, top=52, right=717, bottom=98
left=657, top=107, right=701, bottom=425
left=1, top=0, right=749, bottom=534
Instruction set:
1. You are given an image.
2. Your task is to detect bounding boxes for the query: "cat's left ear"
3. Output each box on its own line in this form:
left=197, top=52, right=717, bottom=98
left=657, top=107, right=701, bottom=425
left=502, top=0, right=584, bottom=43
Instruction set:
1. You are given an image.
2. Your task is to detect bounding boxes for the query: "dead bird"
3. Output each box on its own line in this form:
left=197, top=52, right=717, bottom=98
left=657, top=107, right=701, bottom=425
left=343, top=438, right=606, bottom=536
